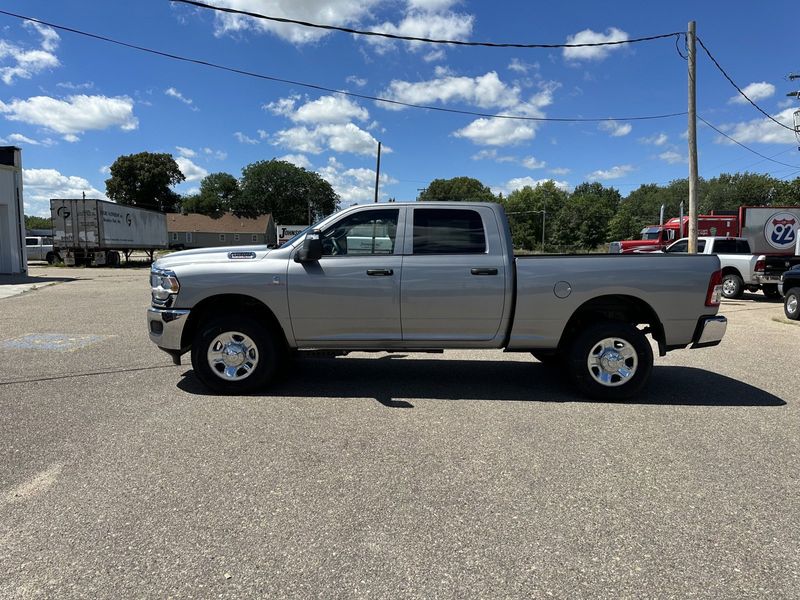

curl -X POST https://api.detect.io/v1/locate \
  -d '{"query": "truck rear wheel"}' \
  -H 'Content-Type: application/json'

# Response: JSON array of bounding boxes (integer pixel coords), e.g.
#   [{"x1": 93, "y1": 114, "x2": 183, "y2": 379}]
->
[
  {"x1": 566, "y1": 321, "x2": 653, "y2": 401},
  {"x1": 721, "y1": 273, "x2": 744, "y2": 299},
  {"x1": 191, "y1": 316, "x2": 280, "y2": 394},
  {"x1": 785, "y1": 287, "x2": 800, "y2": 320}
]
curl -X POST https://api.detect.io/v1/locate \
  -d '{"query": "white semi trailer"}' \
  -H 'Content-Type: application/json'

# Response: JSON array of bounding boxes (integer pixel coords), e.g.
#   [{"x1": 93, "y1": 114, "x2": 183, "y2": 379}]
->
[{"x1": 50, "y1": 198, "x2": 168, "y2": 266}]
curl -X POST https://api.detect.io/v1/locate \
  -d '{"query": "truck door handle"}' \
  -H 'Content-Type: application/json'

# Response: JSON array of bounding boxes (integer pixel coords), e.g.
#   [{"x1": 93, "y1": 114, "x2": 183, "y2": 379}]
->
[
  {"x1": 471, "y1": 268, "x2": 498, "y2": 276},
  {"x1": 367, "y1": 269, "x2": 394, "y2": 276}
]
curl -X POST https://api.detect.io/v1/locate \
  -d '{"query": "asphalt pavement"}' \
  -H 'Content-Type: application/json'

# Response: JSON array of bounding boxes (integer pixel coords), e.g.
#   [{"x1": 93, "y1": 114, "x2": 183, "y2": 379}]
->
[{"x1": 0, "y1": 266, "x2": 798, "y2": 599}]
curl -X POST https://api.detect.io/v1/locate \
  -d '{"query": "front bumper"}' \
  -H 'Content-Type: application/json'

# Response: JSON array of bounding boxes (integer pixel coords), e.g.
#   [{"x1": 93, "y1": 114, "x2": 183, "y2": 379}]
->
[
  {"x1": 690, "y1": 315, "x2": 727, "y2": 349},
  {"x1": 147, "y1": 307, "x2": 190, "y2": 355}
]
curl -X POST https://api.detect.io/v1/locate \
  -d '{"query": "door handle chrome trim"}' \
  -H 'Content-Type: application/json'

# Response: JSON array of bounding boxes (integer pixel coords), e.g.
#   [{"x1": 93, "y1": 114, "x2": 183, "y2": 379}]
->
[
  {"x1": 367, "y1": 269, "x2": 394, "y2": 276},
  {"x1": 470, "y1": 268, "x2": 498, "y2": 276}
]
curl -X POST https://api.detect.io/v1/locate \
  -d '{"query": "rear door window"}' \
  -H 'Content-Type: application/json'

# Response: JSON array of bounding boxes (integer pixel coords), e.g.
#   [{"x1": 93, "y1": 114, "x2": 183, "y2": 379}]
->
[{"x1": 412, "y1": 209, "x2": 486, "y2": 254}]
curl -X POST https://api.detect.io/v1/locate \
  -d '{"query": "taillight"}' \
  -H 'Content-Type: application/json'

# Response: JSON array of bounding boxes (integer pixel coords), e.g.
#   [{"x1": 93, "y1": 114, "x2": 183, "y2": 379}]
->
[
  {"x1": 754, "y1": 259, "x2": 765, "y2": 273},
  {"x1": 706, "y1": 270, "x2": 722, "y2": 306}
]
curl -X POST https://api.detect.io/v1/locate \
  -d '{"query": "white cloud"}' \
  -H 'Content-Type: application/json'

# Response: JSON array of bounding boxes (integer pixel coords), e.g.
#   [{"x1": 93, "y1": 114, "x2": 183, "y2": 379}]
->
[
  {"x1": 454, "y1": 117, "x2": 536, "y2": 146},
  {"x1": 716, "y1": 108, "x2": 797, "y2": 145},
  {"x1": 563, "y1": 27, "x2": 628, "y2": 61},
  {"x1": 549, "y1": 167, "x2": 570, "y2": 175},
  {"x1": 209, "y1": 0, "x2": 382, "y2": 44},
  {"x1": 23, "y1": 168, "x2": 106, "y2": 217},
  {"x1": 175, "y1": 157, "x2": 209, "y2": 182},
  {"x1": 407, "y1": 0, "x2": 459, "y2": 10},
  {"x1": 0, "y1": 95, "x2": 137, "y2": 140},
  {"x1": 366, "y1": 12, "x2": 473, "y2": 54},
  {"x1": 278, "y1": 154, "x2": 312, "y2": 169},
  {"x1": 234, "y1": 131, "x2": 259, "y2": 144},
  {"x1": 777, "y1": 98, "x2": 795, "y2": 109},
  {"x1": 273, "y1": 123, "x2": 384, "y2": 156},
  {"x1": 381, "y1": 71, "x2": 522, "y2": 110},
  {"x1": 729, "y1": 82, "x2": 775, "y2": 104},
  {"x1": 0, "y1": 21, "x2": 60, "y2": 84},
  {"x1": 1, "y1": 132, "x2": 55, "y2": 146},
  {"x1": 57, "y1": 81, "x2": 94, "y2": 90},
  {"x1": 318, "y1": 157, "x2": 397, "y2": 206},
  {"x1": 521, "y1": 156, "x2": 546, "y2": 169},
  {"x1": 268, "y1": 94, "x2": 369, "y2": 124},
  {"x1": 508, "y1": 58, "x2": 540, "y2": 74},
  {"x1": 422, "y1": 48, "x2": 446, "y2": 62},
  {"x1": 165, "y1": 87, "x2": 198, "y2": 110},
  {"x1": 586, "y1": 164, "x2": 634, "y2": 180},
  {"x1": 658, "y1": 151, "x2": 687, "y2": 164},
  {"x1": 640, "y1": 132, "x2": 668, "y2": 146},
  {"x1": 346, "y1": 75, "x2": 367, "y2": 87},
  {"x1": 492, "y1": 177, "x2": 569, "y2": 196},
  {"x1": 99, "y1": 165, "x2": 111, "y2": 175},
  {"x1": 203, "y1": 147, "x2": 228, "y2": 160},
  {"x1": 598, "y1": 119, "x2": 632, "y2": 137},
  {"x1": 175, "y1": 146, "x2": 196, "y2": 158}
]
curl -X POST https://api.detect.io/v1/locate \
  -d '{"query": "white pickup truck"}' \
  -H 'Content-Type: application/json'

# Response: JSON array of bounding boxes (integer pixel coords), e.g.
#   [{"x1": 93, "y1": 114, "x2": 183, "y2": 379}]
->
[
  {"x1": 25, "y1": 236, "x2": 59, "y2": 264},
  {"x1": 147, "y1": 202, "x2": 727, "y2": 400},
  {"x1": 664, "y1": 236, "x2": 768, "y2": 299}
]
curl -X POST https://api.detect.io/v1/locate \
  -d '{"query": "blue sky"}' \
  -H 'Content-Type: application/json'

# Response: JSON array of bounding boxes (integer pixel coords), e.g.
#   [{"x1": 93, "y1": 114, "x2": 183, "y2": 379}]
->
[{"x1": 2, "y1": 0, "x2": 799, "y2": 217}]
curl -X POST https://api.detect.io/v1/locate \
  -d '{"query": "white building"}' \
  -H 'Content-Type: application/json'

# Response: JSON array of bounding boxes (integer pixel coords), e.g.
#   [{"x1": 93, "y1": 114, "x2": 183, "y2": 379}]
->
[{"x1": 0, "y1": 147, "x2": 26, "y2": 275}]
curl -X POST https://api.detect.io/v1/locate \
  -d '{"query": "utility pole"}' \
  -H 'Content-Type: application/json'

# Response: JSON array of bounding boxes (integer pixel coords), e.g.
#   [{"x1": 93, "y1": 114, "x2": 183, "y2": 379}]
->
[
  {"x1": 373, "y1": 141, "x2": 382, "y2": 203},
  {"x1": 687, "y1": 20, "x2": 699, "y2": 253}
]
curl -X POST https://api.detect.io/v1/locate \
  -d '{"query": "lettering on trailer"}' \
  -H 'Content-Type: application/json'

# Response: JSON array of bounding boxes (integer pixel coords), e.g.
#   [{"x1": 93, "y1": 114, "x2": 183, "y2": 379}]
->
[{"x1": 764, "y1": 212, "x2": 798, "y2": 250}]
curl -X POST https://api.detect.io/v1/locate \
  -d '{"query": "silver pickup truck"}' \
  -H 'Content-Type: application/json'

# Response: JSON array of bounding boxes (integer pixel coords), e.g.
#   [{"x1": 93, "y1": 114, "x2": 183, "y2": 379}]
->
[{"x1": 147, "y1": 202, "x2": 727, "y2": 400}]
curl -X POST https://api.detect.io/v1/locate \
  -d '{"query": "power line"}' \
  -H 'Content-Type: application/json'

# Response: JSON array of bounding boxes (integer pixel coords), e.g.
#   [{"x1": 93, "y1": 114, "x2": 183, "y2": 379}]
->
[
  {"x1": 696, "y1": 36, "x2": 794, "y2": 131},
  {"x1": 174, "y1": 0, "x2": 682, "y2": 50},
  {"x1": 0, "y1": 9, "x2": 687, "y2": 124},
  {"x1": 698, "y1": 115, "x2": 800, "y2": 168}
]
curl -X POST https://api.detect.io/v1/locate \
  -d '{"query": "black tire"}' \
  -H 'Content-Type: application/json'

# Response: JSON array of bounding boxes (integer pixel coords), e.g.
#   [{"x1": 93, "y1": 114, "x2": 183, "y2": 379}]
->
[
  {"x1": 46, "y1": 252, "x2": 56, "y2": 265},
  {"x1": 566, "y1": 321, "x2": 653, "y2": 401},
  {"x1": 721, "y1": 273, "x2": 744, "y2": 299},
  {"x1": 191, "y1": 315, "x2": 281, "y2": 394},
  {"x1": 784, "y1": 287, "x2": 800, "y2": 320},
  {"x1": 762, "y1": 284, "x2": 781, "y2": 300},
  {"x1": 107, "y1": 251, "x2": 121, "y2": 266}
]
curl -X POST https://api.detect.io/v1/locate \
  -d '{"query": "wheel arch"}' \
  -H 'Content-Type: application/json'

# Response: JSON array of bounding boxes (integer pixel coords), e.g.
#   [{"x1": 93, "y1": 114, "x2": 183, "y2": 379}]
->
[
  {"x1": 181, "y1": 293, "x2": 288, "y2": 352},
  {"x1": 558, "y1": 294, "x2": 665, "y2": 356},
  {"x1": 720, "y1": 266, "x2": 743, "y2": 279}
]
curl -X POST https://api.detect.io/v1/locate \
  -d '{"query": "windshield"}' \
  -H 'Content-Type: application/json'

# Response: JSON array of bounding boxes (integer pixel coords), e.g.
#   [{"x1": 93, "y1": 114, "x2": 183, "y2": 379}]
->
[{"x1": 640, "y1": 227, "x2": 661, "y2": 241}]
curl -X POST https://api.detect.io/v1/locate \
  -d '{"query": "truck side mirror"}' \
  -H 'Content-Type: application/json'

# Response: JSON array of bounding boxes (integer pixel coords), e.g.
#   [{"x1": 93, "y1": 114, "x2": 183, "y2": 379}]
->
[{"x1": 294, "y1": 231, "x2": 323, "y2": 262}]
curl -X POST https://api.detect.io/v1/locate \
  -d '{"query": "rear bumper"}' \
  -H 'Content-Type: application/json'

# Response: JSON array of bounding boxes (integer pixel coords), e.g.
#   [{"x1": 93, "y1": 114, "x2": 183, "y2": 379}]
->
[
  {"x1": 147, "y1": 307, "x2": 190, "y2": 353},
  {"x1": 690, "y1": 315, "x2": 727, "y2": 349},
  {"x1": 755, "y1": 274, "x2": 782, "y2": 285}
]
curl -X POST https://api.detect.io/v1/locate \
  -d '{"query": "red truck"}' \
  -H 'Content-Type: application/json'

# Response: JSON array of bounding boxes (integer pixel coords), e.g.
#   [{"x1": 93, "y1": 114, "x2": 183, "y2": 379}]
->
[{"x1": 609, "y1": 214, "x2": 739, "y2": 253}]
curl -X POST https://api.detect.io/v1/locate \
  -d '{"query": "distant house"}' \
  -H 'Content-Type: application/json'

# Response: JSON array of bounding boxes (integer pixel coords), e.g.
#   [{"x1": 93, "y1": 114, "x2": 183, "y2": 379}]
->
[{"x1": 166, "y1": 212, "x2": 276, "y2": 249}]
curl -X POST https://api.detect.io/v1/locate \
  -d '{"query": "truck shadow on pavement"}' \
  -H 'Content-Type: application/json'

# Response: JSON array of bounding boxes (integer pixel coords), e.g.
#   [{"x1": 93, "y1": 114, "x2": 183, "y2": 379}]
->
[{"x1": 177, "y1": 357, "x2": 786, "y2": 408}]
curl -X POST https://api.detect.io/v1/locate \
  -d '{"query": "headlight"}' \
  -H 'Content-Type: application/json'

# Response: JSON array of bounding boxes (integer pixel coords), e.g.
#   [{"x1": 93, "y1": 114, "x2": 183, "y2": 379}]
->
[{"x1": 150, "y1": 268, "x2": 180, "y2": 302}]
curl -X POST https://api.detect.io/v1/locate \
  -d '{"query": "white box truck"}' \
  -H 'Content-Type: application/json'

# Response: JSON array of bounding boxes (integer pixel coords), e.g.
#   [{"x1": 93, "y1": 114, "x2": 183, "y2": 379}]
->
[{"x1": 50, "y1": 198, "x2": 168, "y2": 266}]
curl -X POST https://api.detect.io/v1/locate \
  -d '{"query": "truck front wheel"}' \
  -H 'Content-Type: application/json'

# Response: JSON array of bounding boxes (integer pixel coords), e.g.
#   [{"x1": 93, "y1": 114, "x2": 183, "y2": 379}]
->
[
  {"x1": 191, "y1": 316, "x2": 280, "y2": 394},
  {"x1": 784, "y1": 287, "x2": 800, "y2": 320},
  {"x1": 721, "y1": 273, "x2": 744, "y2": 299},
  {"x1": 566, "y1": 322, "x2": 653, "y2": 401}
]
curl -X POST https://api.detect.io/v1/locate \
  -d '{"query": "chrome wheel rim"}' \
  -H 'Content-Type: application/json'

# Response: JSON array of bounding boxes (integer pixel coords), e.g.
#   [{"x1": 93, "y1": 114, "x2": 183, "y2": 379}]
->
[
  {"x1": 722, "y1": 278, "x2": 737, "y2": 296},
  {"x1": 587, "y1": 337, "x2": 638, "y2": 387},
  {"x1": 788, "y1": 294, "x2": 799, "y2": 315},
  {"x1": 207, "y1": 331, "x2": 259, "y2": 381}
]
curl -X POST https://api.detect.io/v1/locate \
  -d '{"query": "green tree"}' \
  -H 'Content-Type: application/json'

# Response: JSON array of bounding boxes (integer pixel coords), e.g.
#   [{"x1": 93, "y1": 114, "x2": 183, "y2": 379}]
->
[
  {"x1": 701, "y1": 172, "x2": 781, "y2": 212},
  {"x1": 105, "y1": 152, "x2": 185, "y2": 212},
  {"x1": 417, "y1": 177, "x2": 496, "y2": 202},
  {"x1": 236, "y1": 159, "x2": 338, "y2": 223},
  {"x1": 551, "y1": 183, "x2": 620, "y2": 250},
  {"x1": 24, "y1": 215, "x2": 52, "y2": 230},
  {"x1": 182, "y1": 172, "x2": 240, "y2": 218},
  {"x1": 503, "y1": 181, "x2": 569, "y2": 251}
]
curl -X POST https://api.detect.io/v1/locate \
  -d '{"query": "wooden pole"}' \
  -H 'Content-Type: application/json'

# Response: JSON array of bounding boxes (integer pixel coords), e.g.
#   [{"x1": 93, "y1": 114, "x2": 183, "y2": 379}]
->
[
  {"x1": 374, "y1": 141, "x2": 381, "y2": 203},
  {"x1": 688, "y1": 20, "x2": 699, "y2": 253}
]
